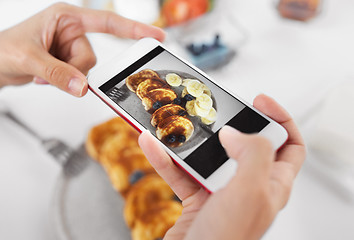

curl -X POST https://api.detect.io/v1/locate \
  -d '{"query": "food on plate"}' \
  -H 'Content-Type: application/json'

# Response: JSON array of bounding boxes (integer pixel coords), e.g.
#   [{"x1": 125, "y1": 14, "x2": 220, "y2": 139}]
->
[
  {"x1": 126, "y1": 69, "x2": 161, "y2": 92},
  {"x1": 131, "y1": 201, "x2": 183, "y2": 240},
  {"x1": 196, "y1": 93, "x2": 213, "y2": 110},
  {"x1": 85, "y1": 117, "x2": 132, "y2": 161},
  {"x1": 136, "y1": 78, "x2": 169, "y2": 100},
  {"x1": 141, "y1": 88, "x2": 178, "y2": 112},
  {"x1": 201, "y1": 84, "x2": 212, "y2": 97},
  {"x1": 186, "y1": 79, "x2": 204, "y2": 97},
  {"x1": 182, "y1": 78, "x2": 191, "y2": 87},
  {"x1": 166, "y1": 73, "x2": 182, "y2": 87},
  {"x1": 86, "y1": 117, "x2": 182, "y2": 240},
  {"x1": 87, "y1": 118, "x2": 155, "y2": 196},
  {"x1": 183, "y1": 79, "x2": 211, "y2": 97},
  {"x1": 194, "y1": 93, "x2": 214, "y2": 118},
  {"x1": 151, "y1": 104, "x2": 187, "y2": 127},
  {"x1": 156, "y1": 115, "x2": 194, "y2": 147},
  {"x1": 185, "y1": 99, "x2": 197, "y2": 116},
  {"x1": 125, "y1": 69, "x2": 217, "y2": 148},
  {"x1": 181, "y1": 87, "x2": 189, "y2": 97},
  {"x1": 124, "y1": 174, "x2": 177, "y2": 228},
  {"x1": 201, "y1": 107, "x2": 217, "y2": 125},
  {"x1": 101, "y1": 142, "x2": 155, "y2": 195}
]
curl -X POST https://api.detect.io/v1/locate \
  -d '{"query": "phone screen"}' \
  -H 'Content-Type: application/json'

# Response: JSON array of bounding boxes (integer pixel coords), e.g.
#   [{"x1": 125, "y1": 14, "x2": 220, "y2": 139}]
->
[{"x1": 99, "y1": 46, "x2": 269, "y2": 179}]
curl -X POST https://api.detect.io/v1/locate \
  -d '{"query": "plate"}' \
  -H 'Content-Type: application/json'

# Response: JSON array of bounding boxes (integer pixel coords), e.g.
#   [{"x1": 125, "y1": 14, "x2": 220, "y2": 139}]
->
[
  {"x1": 113, "y1": 70, "x2": 216, "y2": 156},
  {"x1": 53, "y1": 145, "x2": 131, "y2": 240}
]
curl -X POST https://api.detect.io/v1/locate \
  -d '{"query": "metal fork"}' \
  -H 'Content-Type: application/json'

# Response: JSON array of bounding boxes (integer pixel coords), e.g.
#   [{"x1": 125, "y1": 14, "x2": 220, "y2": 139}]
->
[
  {"x1": 3, "y1": 110, "x2": 88, "y2": 178},
  {"x1": 107, "y1": 86, "x2": 129, "y2": 103}
]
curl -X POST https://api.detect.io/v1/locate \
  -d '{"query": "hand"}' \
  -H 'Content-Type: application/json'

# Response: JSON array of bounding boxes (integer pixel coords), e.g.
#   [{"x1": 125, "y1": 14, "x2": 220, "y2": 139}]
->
[
  {"x1": 138, "y1": 94, "x2": 306, "y2": 240},
  {"x1": 0, "y1": 3, "x2": 165, "y2": 97}
]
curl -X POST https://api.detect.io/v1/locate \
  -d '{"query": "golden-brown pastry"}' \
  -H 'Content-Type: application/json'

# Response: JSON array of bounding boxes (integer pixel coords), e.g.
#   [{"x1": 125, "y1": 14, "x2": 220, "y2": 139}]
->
[
  {"x1": 86, "y1": 116, "x2": 183, "y2": 240},
  {"x1": 104, "y1": 146, "x2": 155, "y2": 196},
  {"x1": 126, "y1": 69, "x2": 161, "y2": 92},
  {"x1": 141, "y1": 88, "x2": 177, "y2": 113},
  {"x1": 124, "y1": 174, "x2": 176, "y2": 228},
  {"x1": 99, "y1": 131, "x2": 139, "y2": 168},
  {"x1": 151, "y1": 104, "x2": 187, "y2": 127},
  {"x1": 156, "y1": 115, "x2": 194, "y2": 147},
  {"x1": 136, "y1": 78, "x2": 169, "y2": 100},
  {"x1": 85, "y1": 117, "x2": 132, "y2": 161},
  {"x1": 131, "y1": 201, "x2": 183, "y2": 240},
  {"x1": 98, "y1": 130, "x2": 155, "y2": 195}
]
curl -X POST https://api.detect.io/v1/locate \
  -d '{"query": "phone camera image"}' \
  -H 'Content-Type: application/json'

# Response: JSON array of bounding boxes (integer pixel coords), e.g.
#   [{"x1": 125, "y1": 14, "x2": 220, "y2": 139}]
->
[{"x1": 99, "y1": 46, "x2": 269, "y2": 179}]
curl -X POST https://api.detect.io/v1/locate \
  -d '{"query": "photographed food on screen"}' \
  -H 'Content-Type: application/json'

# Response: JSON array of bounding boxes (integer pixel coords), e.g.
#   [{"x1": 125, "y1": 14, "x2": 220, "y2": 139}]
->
[
  {"x1": 142, "y1": 88, "x2": 177, "y2": 113},
  {"x1": 126, "y1": 69, "x2": 161, "y2": 92},
  {"x1": 156, "y1": 115, "x2": 194, "y2": 147},
  {"x1": 126, "y1": 69, "x2": 217, "y2": 147},
  {"x1": 86, "y1": 117, "x2": 182, "y2": 240}
]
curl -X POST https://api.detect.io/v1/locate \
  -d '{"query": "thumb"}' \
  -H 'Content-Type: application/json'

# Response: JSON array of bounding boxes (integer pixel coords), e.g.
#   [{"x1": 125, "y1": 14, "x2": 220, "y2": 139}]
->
[
  {"x1": 31, "y1": 52, "x2": 88, "y2": 97},
  {"x1": 219, "y1": 126, "x2": 274, "y2": 185}
]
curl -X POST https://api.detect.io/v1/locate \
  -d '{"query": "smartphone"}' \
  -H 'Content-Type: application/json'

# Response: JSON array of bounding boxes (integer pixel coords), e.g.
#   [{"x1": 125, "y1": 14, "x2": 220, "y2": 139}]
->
[{"x1": 88, "y1": 38, "x2": 288, "y2": 193}]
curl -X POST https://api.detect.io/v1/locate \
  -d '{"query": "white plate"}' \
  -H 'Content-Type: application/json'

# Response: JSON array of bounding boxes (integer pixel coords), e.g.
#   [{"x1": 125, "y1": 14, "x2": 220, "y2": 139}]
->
[{"x1": 52, "y1": 146, "x2": 131, "y2": 240}]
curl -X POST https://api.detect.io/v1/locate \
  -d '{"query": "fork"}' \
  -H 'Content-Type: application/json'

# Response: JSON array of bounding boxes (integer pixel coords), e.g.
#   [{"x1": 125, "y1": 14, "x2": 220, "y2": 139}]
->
[
  {"x1": 107, "y1": 86, "x2": 129, "y2": 103},
  {"x1": 3, "y1": 110, "x2": 88, "y2": 178}
]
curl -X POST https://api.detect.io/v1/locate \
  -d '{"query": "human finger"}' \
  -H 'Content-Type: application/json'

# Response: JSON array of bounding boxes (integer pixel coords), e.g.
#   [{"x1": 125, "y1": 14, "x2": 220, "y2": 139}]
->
[
  {"x1": 253, "y1": 94, "x2": 305, "y2": 172},
  {"x1": 138, "y1": 130, "x2": 201, "y2": 200},
  {"x1": 81, "y1": 11, "x2": 165, "y2": 41},
  {"x1": 65, "y1": 35, "x2": 96, "y2": 76},
  {"x1": 29, "y1": 50, "x2": 87, "y2": 97},
  {"x1": 253, "y1": 94, "x2": 304, "y2": 147},
  {"x1": 219, "y1": 125, "x2": 274, "y2": 185},
  {"x1": 52, "y1": 3, "x2": 166, "y2": 41},
  {"x1": 33, "y1": 76, "x2": 49, "y2": 84}
]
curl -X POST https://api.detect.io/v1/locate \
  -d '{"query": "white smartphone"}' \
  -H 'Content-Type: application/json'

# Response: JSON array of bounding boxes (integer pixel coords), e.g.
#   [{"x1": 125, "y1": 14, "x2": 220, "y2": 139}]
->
[{"x1": 88, "y1": 38, "x2": 288, "y2": 193}]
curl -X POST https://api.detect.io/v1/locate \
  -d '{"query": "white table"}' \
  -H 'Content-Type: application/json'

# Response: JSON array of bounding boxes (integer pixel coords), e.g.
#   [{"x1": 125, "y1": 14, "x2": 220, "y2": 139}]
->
[{"x1": 0, "y1": 0, "x2": 353, "y2": 239}]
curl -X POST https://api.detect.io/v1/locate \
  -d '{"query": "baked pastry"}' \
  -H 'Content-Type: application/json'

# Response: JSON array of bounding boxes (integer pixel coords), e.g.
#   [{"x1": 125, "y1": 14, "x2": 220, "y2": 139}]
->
[
  {"x1": 141, "y1": 88, "x2": 178, "y2": 113},
  {"x1": 136, "y1": 78, "x2": 169, "y2": 100},
  {"x1": 99, "y1": 131, "x2": 140, "y2": 168},
  {"x1": 131, "y1": 201, "x2": 183, "y2": 240},
  {"x1": 86, "y1": 117, "x2": 132, "y2": 161},
  {"x1": 156, "y1": 115, "x2": 194, "y2": 147},
  {"x1": 86, "y1": 117, "x2": 182, "y2": 240},
  {"x1": 126, "y1": 69, "x2": 161, "y2": 92},
  {"x1": 151, "y1": 104, "x2": 187, "y2": 127},
  {"x1": 124, "y1": 174, "x2": 176, "y2": 228},
  {"x1": 101, "y1": 140, "x2": 155, "y2": 195}
]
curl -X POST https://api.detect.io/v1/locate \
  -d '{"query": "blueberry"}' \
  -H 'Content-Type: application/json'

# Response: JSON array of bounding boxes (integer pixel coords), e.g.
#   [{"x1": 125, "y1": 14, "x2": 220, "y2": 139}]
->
[
  {"x1": 167, "y1": 135, "x2": 176, "y2": 143},
  {"x1": 129, "y1": 170, "x2": 144, "y2": 185},
  {"x1": 183, "y1": 94, "x2": 194, "y2": 101},
  {"x1": 186, "y1": 43, "x2": 200, "y2": 56},
  {"x1": 178, "y1": 135, "x2": 186, "y2": 143},
  {"x1": 173, "y1": 97, "x2": 182, "y2": 105},
  {"x1": 214, "y1": 34, "x2": 221, "y2": 47},
  {"x1": 186, "y1": 43, "x2": 195, "y2": 53},
  {"x1": 194, "y1": 46, "x2": 203, "y2": 56},
  {"x1": 153, "y1": 101, "x2": 162, "y2": 110},
  {"x1": 201, "y1": 44, "x2": 209, "y2": 53}
]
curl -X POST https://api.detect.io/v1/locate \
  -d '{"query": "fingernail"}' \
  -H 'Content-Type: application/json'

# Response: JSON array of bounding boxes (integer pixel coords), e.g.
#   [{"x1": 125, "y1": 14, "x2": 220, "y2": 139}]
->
[
  {"x1": 142, "y1": 128, "x2": 151, "y2": 134},
  {"x1": 33, "y1": 76, "x2": 49, "y2": 84},
  {"x1": 219, "y1": 126, "x2": 240, "y2": 148},
  {"x1": 68, "y1": 78, "x2": 85, "y2": 97},
  {"x1": 221, "y1": 125, "x2": 240, "y2": 135}
]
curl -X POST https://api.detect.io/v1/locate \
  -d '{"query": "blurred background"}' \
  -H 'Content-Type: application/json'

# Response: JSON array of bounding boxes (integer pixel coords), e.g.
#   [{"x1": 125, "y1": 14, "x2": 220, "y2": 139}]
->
[{"x1": 0, "y1": 0, "x2": 353, "y2": 239}]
